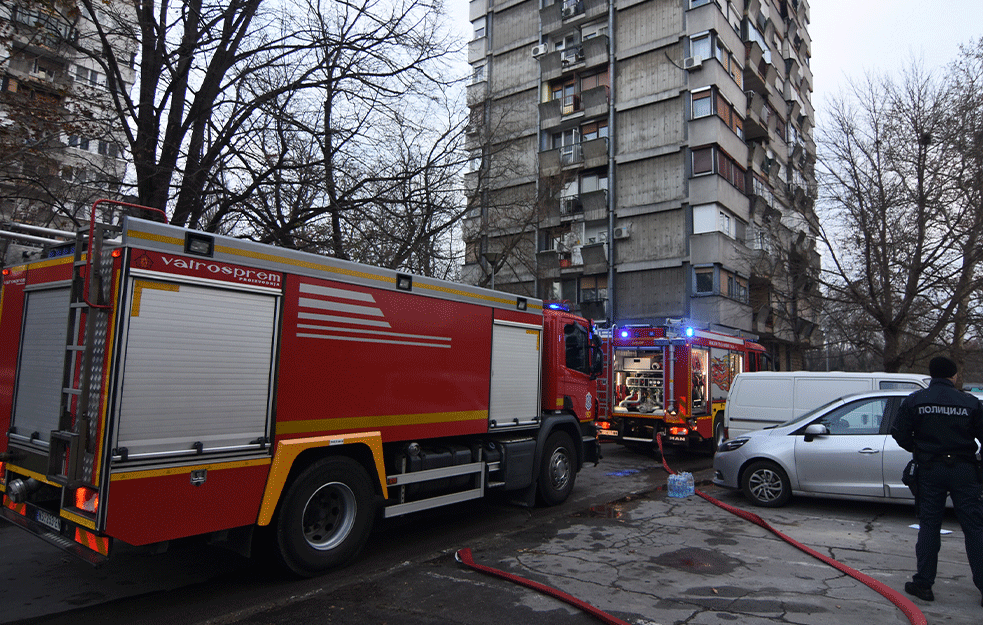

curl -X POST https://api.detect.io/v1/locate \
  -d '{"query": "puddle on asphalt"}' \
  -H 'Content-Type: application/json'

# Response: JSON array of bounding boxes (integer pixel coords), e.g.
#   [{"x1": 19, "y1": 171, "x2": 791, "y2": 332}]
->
[
  {"x1": 604, "y1": 469, "x2": 641, "y2": 477},
  {"x1": 653, "y1": 547, "x2": 740, "y2": 575},
  {"x1": 575, "y1": 493, "x2": 644, "y2": 518}
]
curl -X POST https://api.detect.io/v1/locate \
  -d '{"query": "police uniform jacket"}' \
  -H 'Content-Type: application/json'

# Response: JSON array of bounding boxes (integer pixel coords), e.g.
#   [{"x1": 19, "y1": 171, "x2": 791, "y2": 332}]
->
[{"x1": 891, "y1": 378, "x2": 983, "y2": 464}]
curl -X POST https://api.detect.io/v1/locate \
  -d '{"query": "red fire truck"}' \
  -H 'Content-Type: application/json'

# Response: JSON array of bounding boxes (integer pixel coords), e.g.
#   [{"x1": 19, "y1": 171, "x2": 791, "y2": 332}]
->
[
  {"x1": 594, "y1": 320, "x2": 768, "y2": 452},
  {"x1": 0, "y1": 201, "x2": 602, "y2": 576}
]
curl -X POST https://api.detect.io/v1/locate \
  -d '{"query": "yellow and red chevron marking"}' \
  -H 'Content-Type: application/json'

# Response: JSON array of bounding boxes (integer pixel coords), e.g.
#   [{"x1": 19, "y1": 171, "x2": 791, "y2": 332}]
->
[
  {"x1": 2, "y1": 495, "x2": 26, "y2": 516},
  {"x1": 74, "y1": 527, "x2": 110, "y2": 556}
]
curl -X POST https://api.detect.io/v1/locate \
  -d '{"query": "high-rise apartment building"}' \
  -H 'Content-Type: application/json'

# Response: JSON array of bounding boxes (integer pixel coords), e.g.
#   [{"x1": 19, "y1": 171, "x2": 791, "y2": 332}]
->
[
  {"x1": 1, "y1": 1, "x2": 136, "y2": 264},
  {"x1": 462, "y1": 0, "x2": 820, "y2": 367}
]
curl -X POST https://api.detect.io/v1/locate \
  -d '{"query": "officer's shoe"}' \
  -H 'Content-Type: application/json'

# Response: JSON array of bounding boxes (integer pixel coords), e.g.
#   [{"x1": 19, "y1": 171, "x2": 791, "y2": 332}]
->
[{"x1": 904, "y1": 582, "x2": 934, "y2": 602}]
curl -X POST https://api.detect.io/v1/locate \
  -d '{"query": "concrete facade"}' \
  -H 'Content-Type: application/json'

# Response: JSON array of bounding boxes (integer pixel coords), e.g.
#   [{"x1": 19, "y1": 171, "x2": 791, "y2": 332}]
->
[
  {"x1": 0, "y1": 1, "x2": 136, "y2": 265},
  {"x1": 463, "y1": 0, "x2": 820, "y2": 366}
]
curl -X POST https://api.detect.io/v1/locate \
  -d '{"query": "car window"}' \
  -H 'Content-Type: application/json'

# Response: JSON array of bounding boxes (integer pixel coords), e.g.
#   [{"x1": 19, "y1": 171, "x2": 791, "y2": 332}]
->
[
  {"x1": 879, "y1": 396, "x2": 904, "y2": 434},
  {"x1": 812, "y1": 398, "x2": 887, "y2": 435},
  {"x1": 776, "y1": 398, "x2": 842, "y2": 428},
  {"x1": 879, "y1": 381, "x2": 921, "y2": 390}
]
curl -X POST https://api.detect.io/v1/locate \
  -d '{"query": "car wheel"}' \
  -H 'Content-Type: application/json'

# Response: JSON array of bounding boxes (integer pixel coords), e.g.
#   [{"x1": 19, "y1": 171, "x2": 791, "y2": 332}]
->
[
  {"x1": 538, "y1": 430, "x2": 577, "y2": 506},
  {"x1": 275, "y1": 456, "x2": 375, "y2": 576},
  {"x1": 741, "y1": 460, "x2": 791, "y2": 508}
]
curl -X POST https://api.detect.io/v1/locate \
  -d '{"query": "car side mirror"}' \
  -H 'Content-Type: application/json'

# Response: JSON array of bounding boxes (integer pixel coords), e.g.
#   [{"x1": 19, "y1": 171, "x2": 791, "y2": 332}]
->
[{"x1": 803, "y1": 423, "x2": 828, "y2": 442}]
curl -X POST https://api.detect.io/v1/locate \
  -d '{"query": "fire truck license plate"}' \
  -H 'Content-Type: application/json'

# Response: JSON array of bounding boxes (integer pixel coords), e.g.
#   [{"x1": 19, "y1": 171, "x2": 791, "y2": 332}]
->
[
  {"x1": 599, "y1": 429, "x2": 617, "y2": 436},
  {"x1": 35, "y1": 509, "x2": 62, "y2": 532}
]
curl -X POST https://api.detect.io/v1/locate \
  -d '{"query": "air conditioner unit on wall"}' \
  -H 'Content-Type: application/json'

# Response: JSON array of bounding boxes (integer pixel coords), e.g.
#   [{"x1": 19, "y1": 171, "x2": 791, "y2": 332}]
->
[
  {"x1": 561, "y1": 6, "x2": 577, "y2": 18},
  {"x1": 531, "y1": 44, "x2": 547, "y2": 57},
  {"x1": 613, "y1": 226, "x2": 630, "y2": 240},
  {"x1": 683, "y1": 56, "x2": 703, "y2": 70}
]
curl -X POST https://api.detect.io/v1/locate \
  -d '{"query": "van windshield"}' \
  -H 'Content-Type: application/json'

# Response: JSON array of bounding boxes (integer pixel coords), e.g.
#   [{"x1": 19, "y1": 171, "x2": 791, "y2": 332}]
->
[{"x1": 772, "y1": 398, "x2": 843, "y2": 429}]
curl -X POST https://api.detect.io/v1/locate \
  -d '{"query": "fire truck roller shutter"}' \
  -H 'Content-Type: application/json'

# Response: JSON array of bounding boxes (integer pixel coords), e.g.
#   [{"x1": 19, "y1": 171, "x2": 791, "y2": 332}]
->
[
  {"x1": 114, "y1": 279, "x2": 277, "y2": 458},
  {"x1": 11, "y1": 286, "x2": 70, "y2": 443},
  {"x1": 489, "y1": 321, "x2": 541, "y2": 427}
]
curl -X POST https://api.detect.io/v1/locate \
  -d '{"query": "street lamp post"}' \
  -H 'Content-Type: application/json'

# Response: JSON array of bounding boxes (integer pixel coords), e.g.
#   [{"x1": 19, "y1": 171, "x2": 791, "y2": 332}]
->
[{"x1": 483, "y1": 251, "x2": 500, "y2": 290}]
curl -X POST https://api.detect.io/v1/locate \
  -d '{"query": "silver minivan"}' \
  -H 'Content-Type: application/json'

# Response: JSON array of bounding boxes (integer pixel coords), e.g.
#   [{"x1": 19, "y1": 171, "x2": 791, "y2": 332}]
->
[{"x1": 724, "y1": 371, "x2": 929, "y2": 440}]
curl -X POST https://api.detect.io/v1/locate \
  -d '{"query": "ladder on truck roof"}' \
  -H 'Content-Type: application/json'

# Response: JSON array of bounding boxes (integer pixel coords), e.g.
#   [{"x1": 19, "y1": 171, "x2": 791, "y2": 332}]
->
[{"x1": 48, "y1": 201, "x2": 166, "y2": 485}]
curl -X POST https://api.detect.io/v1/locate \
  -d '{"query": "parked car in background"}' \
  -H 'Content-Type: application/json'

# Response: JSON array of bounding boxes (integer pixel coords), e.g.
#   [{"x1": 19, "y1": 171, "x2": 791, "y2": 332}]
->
[
  {"x1": 713, "y1": 390, "x2": 920, "y2": 508},
  {"x1": 724, "y1": 371, "x2": 929, "y2": 440}
]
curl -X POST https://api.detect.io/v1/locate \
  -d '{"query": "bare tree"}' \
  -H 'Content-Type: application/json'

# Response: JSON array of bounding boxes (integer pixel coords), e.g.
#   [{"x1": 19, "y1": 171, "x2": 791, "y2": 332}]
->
[{"x1": 815, "y1": 45, "x2": 983, "y2": 372}]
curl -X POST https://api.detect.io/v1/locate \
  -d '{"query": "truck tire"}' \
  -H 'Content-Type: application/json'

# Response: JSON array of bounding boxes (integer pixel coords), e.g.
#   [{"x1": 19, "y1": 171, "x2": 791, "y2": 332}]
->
[
  {"x1": 274, "y1": 456, "x2": 375, "y2": 576},
  {"x1": 538, "y1": 430, "x2": 576, "y2": 506}
]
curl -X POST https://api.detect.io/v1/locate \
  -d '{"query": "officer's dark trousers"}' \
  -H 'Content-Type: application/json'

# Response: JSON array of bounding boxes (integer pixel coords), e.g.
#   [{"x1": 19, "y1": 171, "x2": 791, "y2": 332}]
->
[{"x1": 913, "y1": 461, "x2": 983, "y2": 593}]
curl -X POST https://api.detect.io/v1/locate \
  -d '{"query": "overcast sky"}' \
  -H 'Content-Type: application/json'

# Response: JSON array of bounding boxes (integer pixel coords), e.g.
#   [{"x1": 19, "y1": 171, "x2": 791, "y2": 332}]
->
[
  {"x1": 810, "y1": 0, "x2": 980, "y2": 120},
  {"x1": 449, "y1": 0, "x2": 981, "y2": 122}
]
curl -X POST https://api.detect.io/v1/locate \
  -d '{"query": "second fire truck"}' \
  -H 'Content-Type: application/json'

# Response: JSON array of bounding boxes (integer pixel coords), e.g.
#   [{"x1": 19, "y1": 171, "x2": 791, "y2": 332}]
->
[{"x1": 594, "y1": 320, "x2": 769, "y2": 452}]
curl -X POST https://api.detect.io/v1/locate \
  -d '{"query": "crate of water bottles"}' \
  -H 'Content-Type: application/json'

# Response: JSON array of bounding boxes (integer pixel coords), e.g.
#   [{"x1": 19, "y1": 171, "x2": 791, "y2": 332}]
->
[{"x1": 667, "y1": 471, "x2": 695, "y2": 498}]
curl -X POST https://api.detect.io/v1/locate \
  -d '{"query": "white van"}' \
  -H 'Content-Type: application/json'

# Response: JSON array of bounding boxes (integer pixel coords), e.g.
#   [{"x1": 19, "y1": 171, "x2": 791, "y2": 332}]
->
[{"x1": 724, "y1": 371, "x2": 930, "y2": 439}]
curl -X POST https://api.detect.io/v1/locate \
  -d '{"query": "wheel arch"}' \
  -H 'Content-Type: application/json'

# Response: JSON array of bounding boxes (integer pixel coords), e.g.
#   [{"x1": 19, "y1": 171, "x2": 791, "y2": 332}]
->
[
  {"x1": 257, "y1": 433, "x2": 387, "y2": 527},
  {"x1": 535, "y1": 413, "x2": 585, "y2": 474}
]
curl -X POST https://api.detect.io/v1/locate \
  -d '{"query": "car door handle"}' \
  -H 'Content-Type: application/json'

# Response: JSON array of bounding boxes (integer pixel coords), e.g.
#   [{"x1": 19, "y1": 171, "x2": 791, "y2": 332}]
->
[{"x1": 858, "y1": 448, "x2": 880, "y2": 454}]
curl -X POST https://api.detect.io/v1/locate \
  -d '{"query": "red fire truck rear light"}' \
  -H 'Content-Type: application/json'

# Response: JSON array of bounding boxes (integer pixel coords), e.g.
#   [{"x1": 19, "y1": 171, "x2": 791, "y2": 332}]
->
[
  {"x1": 111, "y1": 249, "x2": 123, "y2": 258},
  {"x1": 75, "y1": 487, "x2": 99, "y2": 513},
  {"x1": 669, "y1": 427, "x2": 689, "y2": 436},
  {"x1": 1, "y1": 269, "x2": 9, "y2": 276}
]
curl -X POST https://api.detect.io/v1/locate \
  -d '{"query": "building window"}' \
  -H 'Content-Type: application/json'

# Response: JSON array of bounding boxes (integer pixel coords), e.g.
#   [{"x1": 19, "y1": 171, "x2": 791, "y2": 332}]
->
[
  {"x1": 580, "y1": 276, "x2": 607, "y2": 302},
  {"x1": 695, "y1": 267, "x2": 714, "y2": 294},
  {"x1": 692, "y1": 89, "x2": 712, "y2": 118},
  {"x1": 581, "y1": 120, "x2": 608, "y2": 141},
  {"x1": 719, "y1": 211, "x2": 731, "y2": 237},
  {"x1": 472, "y1": 17, "x2": 486, "y2": 39},
  {"x1": 471, "y1": 63, "x2": 486, "y2": 84},
  {"x1": 581, "y1": 172, "x2": 608, "y2": 193},
  {"x1": 693, "y1": 147, "x2": 713, "y2": 175},
  {"x1": 580, "y1": 69, "x2": 608, "y2": 91},
  {"x1": 692, "y1": 146, "x2": 746, "y2": 192},
  {"x1": 690, "y1": 33, "x2": 712, "y2": 60},
  {"x1": 552, "y1": 128, "x2": 579, "y2": 149}
]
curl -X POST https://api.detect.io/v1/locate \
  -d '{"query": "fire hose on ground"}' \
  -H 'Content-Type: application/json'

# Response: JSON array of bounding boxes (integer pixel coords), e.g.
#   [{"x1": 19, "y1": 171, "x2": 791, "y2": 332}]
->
[{"x1": 455, "y1": 434, "x2": 927, "y2": 625}]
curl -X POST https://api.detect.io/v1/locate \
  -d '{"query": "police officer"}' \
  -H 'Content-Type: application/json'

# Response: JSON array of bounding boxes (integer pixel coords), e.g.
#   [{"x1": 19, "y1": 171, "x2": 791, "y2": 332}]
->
[{"x1": 891, "y1": 356, "x2": 983, "y2": 606}]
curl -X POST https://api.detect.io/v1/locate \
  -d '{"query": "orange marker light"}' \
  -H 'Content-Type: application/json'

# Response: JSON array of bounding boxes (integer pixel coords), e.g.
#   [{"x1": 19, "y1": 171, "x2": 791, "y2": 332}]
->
[{"x1": 75, "y1": 487, "x2": 99, "y2": 513}]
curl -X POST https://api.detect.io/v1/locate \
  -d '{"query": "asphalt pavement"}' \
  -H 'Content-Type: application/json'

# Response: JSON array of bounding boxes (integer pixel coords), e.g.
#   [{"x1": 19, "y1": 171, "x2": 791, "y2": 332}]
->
[
  {"x1": 4, "y1": 447, "x2": 983, "y2": 625},
  {"x1": 223, "y1": 468, "x2": 982, "y2": 625}
]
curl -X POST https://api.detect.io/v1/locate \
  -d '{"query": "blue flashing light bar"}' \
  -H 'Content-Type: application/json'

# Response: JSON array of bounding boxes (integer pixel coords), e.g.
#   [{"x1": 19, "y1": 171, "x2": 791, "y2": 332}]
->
[
  {"x1": 685, "y1": 327, "x2": 694, "y2": 337},
  {"x1": 620, "y1": 330, "x2": 630, "y2": 338}
]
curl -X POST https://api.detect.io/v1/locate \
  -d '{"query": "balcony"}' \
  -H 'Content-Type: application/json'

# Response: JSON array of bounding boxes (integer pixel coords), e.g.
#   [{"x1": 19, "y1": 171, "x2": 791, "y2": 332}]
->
[
  {"x1": 581, "y1": 84, "x2": 609, "y2": 117},
  {"x1": 582, "y1": 137, "x2": 608, "y2": 169},
  {"x1": 539, "y1": 143, "x2": 583, "y2": 176},
  {"x1": 744, "y1": 91, "x2": 770, "y2": 141},
  {"x1": 540, "y1": 36, "x2": 607, "y2": 82}
]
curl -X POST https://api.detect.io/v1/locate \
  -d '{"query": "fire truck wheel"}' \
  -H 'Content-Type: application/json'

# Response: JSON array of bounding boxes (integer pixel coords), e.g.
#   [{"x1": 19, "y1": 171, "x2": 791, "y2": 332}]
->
[
  {"x1": 275, "y1": 456, "x2": 375, "y2": 576},
  {"x1": 538, "y1": 430, "x2": 576, "y2": 506},
  {"x1": 741, "y1": 460, "x2": 791, "y2": 508}
]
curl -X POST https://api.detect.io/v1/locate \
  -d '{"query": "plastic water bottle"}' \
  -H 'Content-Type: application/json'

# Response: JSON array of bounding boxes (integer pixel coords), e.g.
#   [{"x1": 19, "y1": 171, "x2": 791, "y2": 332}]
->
[
  {"x1": 682, "y1": 471, "x2": 695, "y2": 496},
  {"x1": 668, "y1": 472, "x2": 694, "y2": 498}
]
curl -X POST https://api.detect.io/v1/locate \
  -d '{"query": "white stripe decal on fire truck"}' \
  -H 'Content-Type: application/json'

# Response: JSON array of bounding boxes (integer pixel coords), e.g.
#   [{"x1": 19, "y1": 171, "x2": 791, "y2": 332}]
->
[
  {"x1": 296, "y1": 281, "x2": 452, "y2": 348},
  {"x1": 299, "y1": 282, "x2": 376, "y2": 302},
  {"x1": 297, "y1": 311, "x2": 391, "y2": 327}
]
